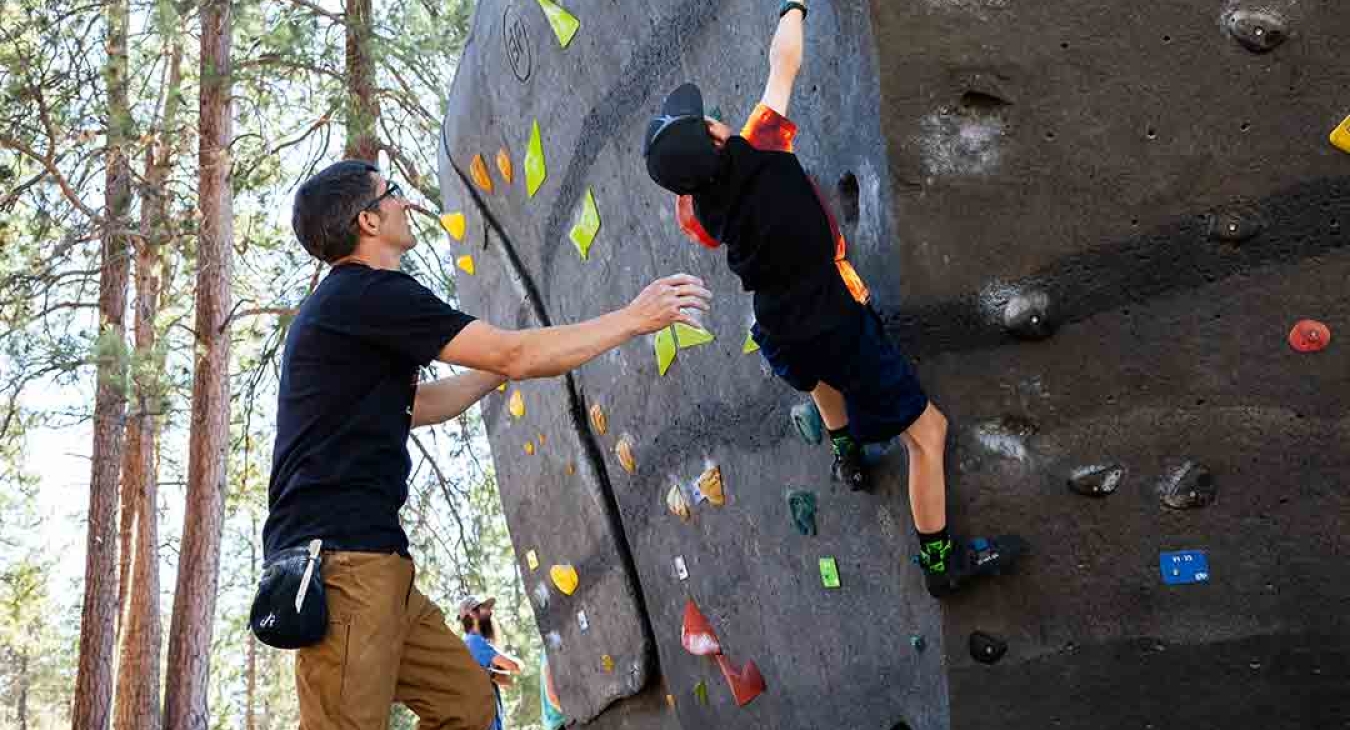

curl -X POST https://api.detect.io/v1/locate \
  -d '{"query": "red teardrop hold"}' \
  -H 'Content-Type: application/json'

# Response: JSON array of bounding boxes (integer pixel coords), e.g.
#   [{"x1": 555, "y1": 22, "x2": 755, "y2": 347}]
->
[
  {"x1": 1289, "y1": 319, "x2": 1331, "y2": 353},
  {"x1": 681, "y1": 599, "x2": 721, "y2": 656},
  {"x1": 715, "y1": 653, "x2": 766, "y2": 707}
]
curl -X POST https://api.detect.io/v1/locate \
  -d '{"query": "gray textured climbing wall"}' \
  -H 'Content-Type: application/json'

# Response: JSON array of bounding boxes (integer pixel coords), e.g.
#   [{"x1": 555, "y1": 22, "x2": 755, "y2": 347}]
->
[{"x1": 438, "y1": 1, "x2": 1350, "y2": 728}]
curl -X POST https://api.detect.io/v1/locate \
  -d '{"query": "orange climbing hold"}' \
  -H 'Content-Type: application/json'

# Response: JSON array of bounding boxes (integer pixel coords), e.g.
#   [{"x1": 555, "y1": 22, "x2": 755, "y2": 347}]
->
[
  {"x1": 470, "y1": 153, "x2": 494, "y2": 192},
  {"x1": 1289, "y1": 319, "x2": 1331, "y2": 353},
  {"x1": 589, "y1": 403, "x2": 608, "y2": 435},
  {"x1": 496, "y1": 147, "x2": 514, "y2": 183},
  {"x1": 615, "y1": 433, "x2": 637, "y2": 474}
]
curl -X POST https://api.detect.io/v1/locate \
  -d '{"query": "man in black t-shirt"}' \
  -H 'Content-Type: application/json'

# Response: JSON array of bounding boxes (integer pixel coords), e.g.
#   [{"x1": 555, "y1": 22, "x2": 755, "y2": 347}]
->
[
  {"x1": 267, "y1": 160, "x2": 710, "y2": 729},
  {"x1": 642, "y1": 1, "x2": 1019, "y2": 600}
]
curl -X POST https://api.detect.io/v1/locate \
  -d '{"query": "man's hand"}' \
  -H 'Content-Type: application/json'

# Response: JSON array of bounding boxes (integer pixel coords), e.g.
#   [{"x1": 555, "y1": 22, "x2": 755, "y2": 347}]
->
[{"x1": 622, "y1": 274, "x2": 713, "y2": 335}]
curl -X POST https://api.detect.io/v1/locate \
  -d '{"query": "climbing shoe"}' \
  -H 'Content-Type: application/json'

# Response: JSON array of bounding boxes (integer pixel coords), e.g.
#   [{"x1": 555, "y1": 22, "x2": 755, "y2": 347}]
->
[
  {"x1": 918, "y1": 534, "x2": 1027, "y2": 599},
  {"x1": 831, "y1": 441, "x2": 869, "y2": 491}
]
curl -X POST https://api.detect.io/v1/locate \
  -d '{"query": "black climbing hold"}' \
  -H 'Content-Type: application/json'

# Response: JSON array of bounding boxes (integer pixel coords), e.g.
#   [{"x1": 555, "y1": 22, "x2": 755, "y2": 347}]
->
[
  {"x1": 970, "y1": 631, "x2": 1007, "y2": 664},
  {"x1": 1226, "y1": 10, "x2": 1288, "y2": 54},
  {"x1": 1067, "y1": 464, "x2": 1124, "y2": 497},
  {"x1": 1160, "y1": 461, "x2": 1217, "y2": 510},
  {"x1": 1002, "y1": 290, "x2": 1056, "y2": 340},
  {"x1": 1208, "y1": 207, "x2": 1264, "y2": 243}
]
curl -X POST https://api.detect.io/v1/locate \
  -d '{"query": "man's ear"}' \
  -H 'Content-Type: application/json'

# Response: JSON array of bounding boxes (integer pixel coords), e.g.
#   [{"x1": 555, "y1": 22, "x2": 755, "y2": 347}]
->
[{"x1": 355, "y1": 209, "x2": 379, "y2": 237}]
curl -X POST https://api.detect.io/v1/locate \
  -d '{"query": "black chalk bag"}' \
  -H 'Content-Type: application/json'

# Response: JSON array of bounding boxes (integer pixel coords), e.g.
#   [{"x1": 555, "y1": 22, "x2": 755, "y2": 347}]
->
[{"x1": 249, "y1": 539, "x2": 327, "y2": 649}]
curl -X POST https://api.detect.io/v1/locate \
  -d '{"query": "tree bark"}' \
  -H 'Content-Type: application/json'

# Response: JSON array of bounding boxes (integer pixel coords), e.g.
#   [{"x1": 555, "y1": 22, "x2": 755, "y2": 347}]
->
[
  {"x1": 72, "y1": 0, "x2": 133, "y2": 726},
  {"x1": 163, "y1": 1, "x2": 232, "y2": 727},
  {"x1": 113, "y1": 27, "x2": 183, "y2": 730},
  {"x1": 344, "y1": 0, "x2": 381, "y2": 161}
]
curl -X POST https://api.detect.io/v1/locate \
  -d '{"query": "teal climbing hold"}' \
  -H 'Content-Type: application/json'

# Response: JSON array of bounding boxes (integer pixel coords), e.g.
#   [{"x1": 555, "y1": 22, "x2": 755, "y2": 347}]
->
[
  {"x1": 791, "y1": 401, "x2": 823, "y2": 445},
  {"x1": 787, "y1": 490, "x2": 816, "y2": 536}
]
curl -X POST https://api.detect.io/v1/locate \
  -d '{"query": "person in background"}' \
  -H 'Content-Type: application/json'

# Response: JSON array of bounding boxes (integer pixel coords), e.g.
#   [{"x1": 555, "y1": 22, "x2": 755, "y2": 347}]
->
[
  {"x1": 460, "y1": 595, "x2": 521, "y2": 730},
  {"x1": 540, "y1": 655, "x2": 566, "y2": 730}
]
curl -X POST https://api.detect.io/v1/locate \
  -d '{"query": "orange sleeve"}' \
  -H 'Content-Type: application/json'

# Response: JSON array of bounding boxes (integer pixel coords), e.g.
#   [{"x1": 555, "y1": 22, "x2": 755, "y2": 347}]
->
[
  {"x1": 676, "y1": 194, "x2": 721, "y2": 249},
  {"x1": 740, "y1": 103, "x2": 797, "y2": 153}
]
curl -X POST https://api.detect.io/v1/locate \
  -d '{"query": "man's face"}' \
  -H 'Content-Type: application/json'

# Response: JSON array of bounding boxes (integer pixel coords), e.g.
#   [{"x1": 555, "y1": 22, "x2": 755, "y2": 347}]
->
[
  {"x1": 705, "y1": 118, "x2": 733, "y2": 150},
  {"x1": 360, "y1": 174, "x2": 415, "y2": 252},
  {"x1": 472, "y1": 606, "x2": 496, "y2": 640}
]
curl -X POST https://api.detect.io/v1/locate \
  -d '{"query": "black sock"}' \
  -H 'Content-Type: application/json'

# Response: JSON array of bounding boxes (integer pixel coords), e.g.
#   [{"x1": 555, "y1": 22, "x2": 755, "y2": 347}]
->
[
  {"x1": 828, "y1": 426, "x2": 856, "y2": 455},
  {"x1": 917, "y1": 527, "x2": 952, "y2": 571}
]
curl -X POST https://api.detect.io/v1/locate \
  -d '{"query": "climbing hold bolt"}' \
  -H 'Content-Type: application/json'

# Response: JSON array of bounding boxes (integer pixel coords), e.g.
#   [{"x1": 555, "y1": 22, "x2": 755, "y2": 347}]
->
[
  {"x1": 1208, "y1": 206, "x2": 1264, "y2": 243},
  {"x1": 969, "y1": 631, "x2": 1007, "y2": 664},
  {"x1": 1288, "y1": 319, "x2": 1331, "y2": 353},
  {"x1": 1225, "y1": 10, "x2": 1288, "y2": 54},
  {"x1": 1067, "y1": 464, "x2": 1124, "y2": 497},
  {"x1": 1002, "y1": 289, "x2": 1056, "y2": 340},
  {"x1": 1159, "y1": 461, "x2": 1216, "y2": 510}
]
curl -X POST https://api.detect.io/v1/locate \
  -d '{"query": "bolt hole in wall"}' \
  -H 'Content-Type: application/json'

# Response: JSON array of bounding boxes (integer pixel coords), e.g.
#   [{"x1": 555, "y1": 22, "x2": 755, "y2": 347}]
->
[
  {"x1": 837, "y1": 172, "x2": 860, "y2": 226},
  {"x1": 1146, "y1": 126, "x2": 1158, "y2": 139}
]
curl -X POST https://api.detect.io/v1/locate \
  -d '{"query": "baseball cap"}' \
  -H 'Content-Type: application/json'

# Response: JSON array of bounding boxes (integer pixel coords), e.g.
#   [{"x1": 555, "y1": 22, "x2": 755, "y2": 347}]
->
[
  {"x1": 458, "y1": 594, "x2": 496, "y2": 619},
  {"x1": 643, "y1": 83, "x2": 721, "y2": 195}
]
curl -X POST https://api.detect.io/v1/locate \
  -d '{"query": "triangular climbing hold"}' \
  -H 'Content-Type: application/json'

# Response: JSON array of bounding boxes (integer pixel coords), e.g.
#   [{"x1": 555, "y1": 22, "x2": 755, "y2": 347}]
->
[
  {"x1": 674, "y1": 322, "x2": 714, "y2": 349},
  {"x1": 470, "y1": 153, "x2": 493, "y2": 193},
  {"x1": 681, "y1": 599, "x2": 721, "y2": 656},
  {"x1": 742, "y1": 329, "x2": 760, "y2": 354},
  {"x1": 496, "y1": 147, "x2": 514, "y2": 183},
  {"x1": 715, "y1": 654, "x2": 766, "y2": 707},
  {"x1": 523, "y1": 440, "x2": 535, "y2": 455},
  {"x1": 456, "y1": 255, "x2": 476, "y2": 275},
  {"x1": 525, "y1": 120, "x2": 547, "y2": 198},
  {"x1": 666, "y1": 484, "x2": 691, "y2": 521},
  {"x1": 698, "y1": 465, "x2": 724, "y2": 506},
  {"x1": 1289, "y1": 319, "x2": 1331, "y2": 353},
  {"x1": 508, "y1": 390, "x2": 525, "y2": 418},
  {"x1": 536, "y1": 0, "x2": 579, "y2": 48},
  {"x1": 439, "y1": 212, "x2": 466, "y2": 241},
  {"x1": 1332, "y1": 116, "x2": 1350, "y2": 154},
  {"x1": 655, "y1": 327, "x2": 677, "y2": 376},
  {"x1": 550, "y1": 564, "x2": 579, "y2": 595},
  {"x1": 569, "y1": 188, "x2": 601, "y2": 260}
]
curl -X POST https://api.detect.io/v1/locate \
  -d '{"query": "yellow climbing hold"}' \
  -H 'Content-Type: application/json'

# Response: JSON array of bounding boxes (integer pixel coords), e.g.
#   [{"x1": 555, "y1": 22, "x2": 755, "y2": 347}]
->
[
  {"x1": 615, "y1": 434, "x2": 637, "y2": 474},
  {"x1": 564, "y1": 461, "x2": 576, "y2": 475},
  {"x1": 589, "y1": 403, "x2": 608, "y2": 435},
  {"x1": 743, "y1": 329, "x2": 760, "y2": 354},
  {"x1": 569, "y1": 188, "x2": 601, "y2": 260},
  {"x1": 470, "y1": 153, "x2": 493, "y2": 192},
  {"x1": 526, "y1": 549, "x2": 539, "y2": 571},
  {"x1": 497, "y1": 382, "x2": 507, "y2": 392},
  {"x1": 655, "y1": 327, "x2": 677, "y2": 376},
  {"x1": 666, "y1": 694, "x2": 676, "y2": 709},
  {"x1": 439, "y1": 212, "x2": 466, "y2": 241},
  {"x1": 698, "y1": 465, "x2": 725, "y2": 507},
  {"x1": 496, "y1": 147, "x2": 514, "y2": 183},
  {"x1": 456, "y1": 255, "x2": 476, "y2": 275},
  {"x1": 550, "y1": 564, "x2": 579, "y2": 595},
  {"x1": 666, "y1": 484, "x2": 691, "y2": 521},
  {"x1": 508, "y1": 390, "x2": 525, "y2": 418},
  {"x1": 1332, "y1": 115, "x2": 1350, "y2": 154},
  {"x1": 674, "y1": 322, "x2": 714, "y2": 349},
  {"x1": 524, "y1": 440, "x2": 535, "y2": 455},
  {"x1": 601, "y1": 655, "x2": 615, "y2": 673},
  {"x1": 536, "y1": 0, "x2": 579, "y2": 48},
  {"x1": 525, "y1": 121, "x2": 547, "y2": 198}
]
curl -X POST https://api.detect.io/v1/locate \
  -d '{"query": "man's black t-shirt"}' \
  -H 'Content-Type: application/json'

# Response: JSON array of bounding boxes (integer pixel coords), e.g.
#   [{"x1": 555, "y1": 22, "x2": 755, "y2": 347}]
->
[
  {"x1": 694, "y1": 136, "x2": 862, "y2": 345},
  {"x1": 262, "y1": 263, "x2": 475, "y2": 558}
]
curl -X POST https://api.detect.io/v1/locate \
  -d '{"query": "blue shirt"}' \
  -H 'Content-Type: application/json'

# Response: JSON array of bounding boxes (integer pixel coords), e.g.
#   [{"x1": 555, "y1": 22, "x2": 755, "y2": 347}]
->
[{"x1": 464, "y1": 633, "x2": 504, "y2": 730}]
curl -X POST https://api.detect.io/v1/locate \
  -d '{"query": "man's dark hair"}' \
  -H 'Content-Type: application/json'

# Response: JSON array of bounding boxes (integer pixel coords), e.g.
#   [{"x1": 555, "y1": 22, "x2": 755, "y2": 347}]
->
[{"x1": 292, "y1": 160, "x2": 380, "y2": 262}]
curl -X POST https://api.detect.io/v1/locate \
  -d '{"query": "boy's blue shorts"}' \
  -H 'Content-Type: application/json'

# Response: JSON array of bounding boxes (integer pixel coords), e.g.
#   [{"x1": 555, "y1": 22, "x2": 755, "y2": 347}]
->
[{"x1": 752, "y1": 306, "x2": 929, "y2": 444}]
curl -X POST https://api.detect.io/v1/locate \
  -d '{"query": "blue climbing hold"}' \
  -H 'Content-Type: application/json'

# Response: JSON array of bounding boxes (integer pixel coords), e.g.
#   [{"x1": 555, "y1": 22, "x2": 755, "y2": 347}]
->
[{"x1": 1159, "y1": 550, "x2": 1210, "y2": 585}]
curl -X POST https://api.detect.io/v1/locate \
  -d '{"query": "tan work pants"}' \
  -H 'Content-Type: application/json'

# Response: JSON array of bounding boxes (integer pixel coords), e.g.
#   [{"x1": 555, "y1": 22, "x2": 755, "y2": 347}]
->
[{"x1": 296, "y1": 552, "x2": 497, "y2": 730}]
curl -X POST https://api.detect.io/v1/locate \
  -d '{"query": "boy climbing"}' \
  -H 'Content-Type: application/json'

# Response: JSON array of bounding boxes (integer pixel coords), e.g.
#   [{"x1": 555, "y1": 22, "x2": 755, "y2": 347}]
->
[{"x1": 640, "y1": 0, "x2": 1021, "y2": 597}]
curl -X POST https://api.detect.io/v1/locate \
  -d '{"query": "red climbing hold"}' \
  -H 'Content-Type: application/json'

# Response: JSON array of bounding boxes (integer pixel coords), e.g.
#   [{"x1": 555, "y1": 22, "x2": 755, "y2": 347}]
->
[
  {"x1": 1288, "y1": 319, "x2": 1331, "y2": 353},
  {"x1": 715, "y1": 654, "x2": 766, "y2": 706},
  {"x1": 681, "y1": 599, "x2": 721, "y2": 656}
]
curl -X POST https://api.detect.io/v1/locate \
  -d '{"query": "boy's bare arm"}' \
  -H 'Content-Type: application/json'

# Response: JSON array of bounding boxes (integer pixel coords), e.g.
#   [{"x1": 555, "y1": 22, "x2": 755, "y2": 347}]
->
[{"x1": 761, "y1": 2, "x2": 806, "y2": 116}]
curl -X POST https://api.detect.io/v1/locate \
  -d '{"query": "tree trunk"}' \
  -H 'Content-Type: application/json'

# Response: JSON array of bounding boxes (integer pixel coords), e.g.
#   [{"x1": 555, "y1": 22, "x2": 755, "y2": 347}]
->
[
  {"x1": 162, "y1": 1, "x2": 232, "y2": 727},
  {"x1": 344, "y1": 0, "x2": 381, "y2": 161},
  {"x1": 113, "y1": 28, "x2": 183, "y2": 730},
  {"x1": 72, "y1": 0, "x2": 133, "y2": 726},
  {"x1": 245, "y1": 520, "x2": 258, "y2": 730}
]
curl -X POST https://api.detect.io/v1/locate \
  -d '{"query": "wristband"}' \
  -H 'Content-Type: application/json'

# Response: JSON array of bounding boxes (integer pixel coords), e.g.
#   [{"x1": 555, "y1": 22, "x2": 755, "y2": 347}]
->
[{"x1": 778, "y1": 1, "x2": 807, "y2": 20}]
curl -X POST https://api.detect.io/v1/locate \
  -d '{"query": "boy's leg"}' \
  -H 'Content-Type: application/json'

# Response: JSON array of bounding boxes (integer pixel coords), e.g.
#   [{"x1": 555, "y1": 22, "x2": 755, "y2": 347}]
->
[
  {"x1": 809, "y1": 382, "x2": 848, "y2": 430},
  {"x1": 901, "y1": 402, "x2": 948, "y2": 535},
  {"x1": 296, "y1": 552, "x2": 409, "y2": 730},
  {"x1": 814, "y1": 382, "x2": 868, "y2": 490},
  {"x1": 393, "y1": 584, "x2": 498, "y2": 730}
]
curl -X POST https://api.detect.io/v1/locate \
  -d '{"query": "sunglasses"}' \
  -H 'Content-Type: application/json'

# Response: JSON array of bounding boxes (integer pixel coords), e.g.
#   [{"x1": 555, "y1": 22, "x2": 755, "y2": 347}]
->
[{"x1": 351, "y1": 180, "x2": 405, "y2": 226}]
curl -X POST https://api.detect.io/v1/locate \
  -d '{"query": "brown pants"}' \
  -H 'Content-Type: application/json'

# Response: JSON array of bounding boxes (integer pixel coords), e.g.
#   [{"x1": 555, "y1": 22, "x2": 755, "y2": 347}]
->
[{"x1": 296, "y1": 552, "x2": 497, "y2": 730}]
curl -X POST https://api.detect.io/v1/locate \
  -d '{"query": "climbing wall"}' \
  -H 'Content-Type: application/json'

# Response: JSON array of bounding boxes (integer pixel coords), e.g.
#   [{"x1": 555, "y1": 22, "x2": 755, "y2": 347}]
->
[{"x1": 437, "y1": 0, "x2": 1350, "y2": 728}]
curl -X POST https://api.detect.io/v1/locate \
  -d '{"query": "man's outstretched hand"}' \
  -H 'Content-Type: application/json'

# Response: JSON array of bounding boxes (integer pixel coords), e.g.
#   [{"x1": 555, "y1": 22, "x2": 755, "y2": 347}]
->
[{"x1": 624, "y1": 274, "x2": 713, "y2": 335}]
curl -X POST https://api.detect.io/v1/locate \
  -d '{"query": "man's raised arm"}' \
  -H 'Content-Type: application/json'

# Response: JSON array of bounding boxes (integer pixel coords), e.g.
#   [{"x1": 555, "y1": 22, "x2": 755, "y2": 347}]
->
[{"x1": 761, "y1": 1, "x2": 807, "y2": 116}]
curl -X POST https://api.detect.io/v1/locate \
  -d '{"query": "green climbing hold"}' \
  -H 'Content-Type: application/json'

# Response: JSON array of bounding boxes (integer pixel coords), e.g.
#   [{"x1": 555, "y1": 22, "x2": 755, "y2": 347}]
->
[
  {"x1": 788, "y1": 490, "x2": 817, "y2": 536},
  {"x1": 791, "y1": 401, "x2": 824, "y2": 445},
  {"x1": 694, "y1": 680, "x2": 709, "y2": 705},
  {"x1": 674, "y1": 322, "x2": 714, "y2": 349},
  {"x1": 569, "y1": 188, "x2": 601, "y2": 260},
  {"x1": 525, "y1": 121, "x2": 547, "y2": 198},
  {"x1": 536, "y1": 0, "x2": 579, "y2": 48},
  {"x1": 819, "y1": 557, "x2": 841, "y2": 588},
  {"x1": 742, "y1": 329, "x2": 760, "y2": 354},
  {"x1": 655, "y1": 327, "x2": 677, "y2": 376}
]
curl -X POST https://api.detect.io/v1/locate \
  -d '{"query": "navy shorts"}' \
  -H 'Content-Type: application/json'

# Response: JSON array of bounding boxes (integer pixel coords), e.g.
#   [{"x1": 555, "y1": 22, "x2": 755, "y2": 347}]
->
[{"x1": 752, "y1": 306, "x2": 929, "y2": 444}]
